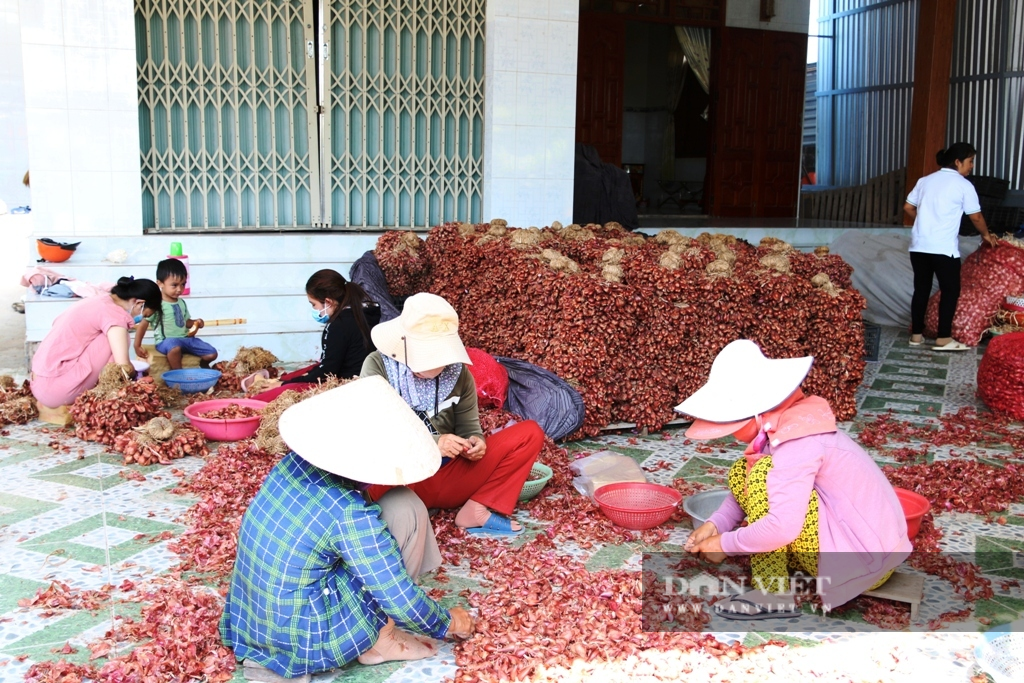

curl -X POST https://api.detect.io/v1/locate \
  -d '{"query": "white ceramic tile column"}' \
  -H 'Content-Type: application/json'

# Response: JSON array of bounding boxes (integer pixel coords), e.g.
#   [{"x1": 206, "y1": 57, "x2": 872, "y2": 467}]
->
[
  {"x1": 482, "y1": 0, "x2": 578, "y2": 228},
  {"x1": 0, "y1": 0, "x2": 31, "y2": 209},
  {"x1": 19, "y1": 0, "x2": 142, "y2": 237}
]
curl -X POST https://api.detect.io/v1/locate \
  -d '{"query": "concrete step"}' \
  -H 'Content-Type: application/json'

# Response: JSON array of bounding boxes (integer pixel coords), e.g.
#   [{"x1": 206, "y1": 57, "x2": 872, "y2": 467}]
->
[{"x1": 22, "y1": 232, "x2": 389, "y2": 364}]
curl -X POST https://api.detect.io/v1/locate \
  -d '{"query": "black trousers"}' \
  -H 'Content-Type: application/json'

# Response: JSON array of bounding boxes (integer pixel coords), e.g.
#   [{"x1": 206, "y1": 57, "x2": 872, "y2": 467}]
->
[{"x1": 910, "y1": 251, "x2": 961, "y2": 338}]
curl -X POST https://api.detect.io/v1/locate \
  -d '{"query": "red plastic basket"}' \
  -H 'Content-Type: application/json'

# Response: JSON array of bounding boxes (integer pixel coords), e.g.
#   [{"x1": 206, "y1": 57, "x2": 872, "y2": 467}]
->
[{"x1": 593, "y1": 482, "x2": 682, "y2": 530}]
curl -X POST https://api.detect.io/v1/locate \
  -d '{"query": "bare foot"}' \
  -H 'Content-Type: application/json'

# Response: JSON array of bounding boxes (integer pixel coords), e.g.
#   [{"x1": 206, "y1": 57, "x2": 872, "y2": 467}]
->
[
  {"x1": 455, "y1": 499, "x2": 522, "y2": 531},
  {"x1": 357, "y1": 619, "x2": 438, "y2": 665}
]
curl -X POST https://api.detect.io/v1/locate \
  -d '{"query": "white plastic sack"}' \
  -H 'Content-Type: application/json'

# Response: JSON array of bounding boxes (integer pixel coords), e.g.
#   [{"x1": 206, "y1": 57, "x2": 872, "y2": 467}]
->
[
  {"x1": 570, "y1": 450, "x2": 648, "y2": 499},
  {"x1": 829, "y1": 231, "x2": 981, "y2": 328}
]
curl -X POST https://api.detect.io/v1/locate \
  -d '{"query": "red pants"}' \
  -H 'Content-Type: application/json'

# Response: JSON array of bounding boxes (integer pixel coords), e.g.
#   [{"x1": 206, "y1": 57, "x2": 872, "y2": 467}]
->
[
  {"x1": 368, "y1": 420, "x2": 544, "y2": 516},
  {"x1": 251, "y1": 364, "x2": 316, "y2": 403}
]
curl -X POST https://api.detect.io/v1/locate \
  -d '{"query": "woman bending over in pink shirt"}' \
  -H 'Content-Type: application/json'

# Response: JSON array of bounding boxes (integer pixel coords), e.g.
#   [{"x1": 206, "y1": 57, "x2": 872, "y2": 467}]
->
[
  {"x1": 675, "y1": 340, "x2": 912, "y2": 620},
  {"x1": 31, "y1": 276, "x2": 161, "y2": 418}
]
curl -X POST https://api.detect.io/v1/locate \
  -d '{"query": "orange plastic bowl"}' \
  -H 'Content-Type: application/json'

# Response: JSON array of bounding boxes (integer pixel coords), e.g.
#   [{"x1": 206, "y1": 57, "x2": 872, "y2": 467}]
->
[
  {"x1": 894, "y1": 487, "x2": 930, "y2": 539},
  {"x1": 594, "y1": 482, "x2": 682, "y2": 530},
  {"x1": 36, "y1": 241, "x2": 73, "y2": 263}
]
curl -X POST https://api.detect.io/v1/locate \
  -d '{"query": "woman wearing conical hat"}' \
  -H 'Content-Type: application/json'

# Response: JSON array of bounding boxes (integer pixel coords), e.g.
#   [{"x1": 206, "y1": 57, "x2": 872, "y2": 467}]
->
[
  {"x1": 676, "y1": 340, "x2": 912, "y2": 619},
  {"x1": 221, "y1": 377, "x2": 474, "y2": 680}
]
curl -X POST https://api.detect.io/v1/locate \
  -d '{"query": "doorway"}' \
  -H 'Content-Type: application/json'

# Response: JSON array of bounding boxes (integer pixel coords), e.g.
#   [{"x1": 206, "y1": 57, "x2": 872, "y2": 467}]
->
[{"x1": 575, "y1": 12, "x2": 712, "y2": 218}]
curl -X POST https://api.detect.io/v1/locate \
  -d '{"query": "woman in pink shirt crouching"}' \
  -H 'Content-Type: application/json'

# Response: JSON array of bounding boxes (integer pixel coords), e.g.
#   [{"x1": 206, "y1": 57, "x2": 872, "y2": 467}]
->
[
  {"x1": 676, "y1": 340, "x2": 912, "y2": 620},
  {"x1": 31, "y1": 276, "x2": 161, "y2": 417}
]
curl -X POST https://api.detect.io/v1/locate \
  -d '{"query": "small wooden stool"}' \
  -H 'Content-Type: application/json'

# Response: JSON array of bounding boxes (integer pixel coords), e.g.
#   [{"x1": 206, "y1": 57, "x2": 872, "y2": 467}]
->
[
  {"x1": 141, "y1": 344, "x2": 202, "y2": 386},
  {"x1": 862, "y1": 571, "x2": 925, "y2": 621},
  {"x1": 36, "y1": 401, "x2": 74, "y2": 427}
]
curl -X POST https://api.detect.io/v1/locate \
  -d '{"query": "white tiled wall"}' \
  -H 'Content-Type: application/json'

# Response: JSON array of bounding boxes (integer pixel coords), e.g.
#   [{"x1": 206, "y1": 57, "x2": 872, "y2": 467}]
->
[
  {"x1": 0, "y1": 0, "x2": 30, "y2": 210},
  {"x1": 19, "y1": 0, "x2": 142, "y2": 237},
  {"x1": 482, "y1": 0, "x2": 578, "y2": 228}
]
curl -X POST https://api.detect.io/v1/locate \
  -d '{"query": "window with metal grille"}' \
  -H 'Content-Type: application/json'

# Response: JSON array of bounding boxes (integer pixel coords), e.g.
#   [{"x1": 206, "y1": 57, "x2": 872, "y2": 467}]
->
[{"x1": 135, "y1": 0, "x2": 483, "y2": 231}]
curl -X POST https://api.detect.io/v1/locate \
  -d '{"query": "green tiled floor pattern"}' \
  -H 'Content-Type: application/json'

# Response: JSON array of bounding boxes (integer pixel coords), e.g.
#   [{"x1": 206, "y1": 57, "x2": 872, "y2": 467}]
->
[{"x1": 0, "y1": 327, "x2": 1021, "y2": 681}]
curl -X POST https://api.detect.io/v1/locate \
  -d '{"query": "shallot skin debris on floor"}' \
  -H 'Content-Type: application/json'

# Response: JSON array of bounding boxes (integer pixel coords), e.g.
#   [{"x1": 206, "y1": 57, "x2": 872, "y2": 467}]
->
[{"x1": 0, "y1": 327, "x2": 1018, "y2": 682}]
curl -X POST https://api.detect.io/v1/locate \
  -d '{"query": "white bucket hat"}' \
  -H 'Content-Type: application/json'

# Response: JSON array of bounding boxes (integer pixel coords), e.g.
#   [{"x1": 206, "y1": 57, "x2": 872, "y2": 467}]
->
[
  {"x1": 674, "y1": 340, "x2": 814, "y2": 423},
  {"x1": 278, "y1": 376, "x2": 442, "y2": 485},
  {"x1": 371, "y1": 293, "x2": 473, "y2": 373}
]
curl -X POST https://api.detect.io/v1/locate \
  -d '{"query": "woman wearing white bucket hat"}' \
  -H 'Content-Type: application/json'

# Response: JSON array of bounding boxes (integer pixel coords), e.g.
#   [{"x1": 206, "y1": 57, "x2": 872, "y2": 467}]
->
[
  {"x1": 361, "y1": 293, "x2": 544, "y2": 536},
  {"x1": 675, "y1": 340, "x2": 912, "y2": 620},
  {"x1": 220, "y1": 377, "x2": 475, "y2": 680}
]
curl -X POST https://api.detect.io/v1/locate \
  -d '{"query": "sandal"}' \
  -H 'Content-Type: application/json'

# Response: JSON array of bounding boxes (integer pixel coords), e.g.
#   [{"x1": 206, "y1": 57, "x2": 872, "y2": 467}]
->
[
  {"x1": 465, "y1": 513, "x2": 523, "y2": 537},
  {"x1": 908, "y1": 339, "x2": 925, "y2": 347},
  {"x1": 932, "y1": 340, "x2": 971, "y2": 352}
]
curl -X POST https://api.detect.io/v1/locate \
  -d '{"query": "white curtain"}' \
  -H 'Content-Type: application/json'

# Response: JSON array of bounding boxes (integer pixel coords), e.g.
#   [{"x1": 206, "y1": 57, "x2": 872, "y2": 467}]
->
[
  {"x1": 675, "y1": 27, "x2": 711, "y2": 98},
  {"x1": 661, "y1": 27, "x2": 711, "y2": 181}
]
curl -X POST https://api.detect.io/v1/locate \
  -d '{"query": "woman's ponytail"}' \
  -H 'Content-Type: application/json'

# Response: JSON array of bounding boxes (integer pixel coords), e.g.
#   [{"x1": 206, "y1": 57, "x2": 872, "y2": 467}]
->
[
  {"x1": 936, "y1": 142, "x2": 976, "y2": 169},
  {"x1": 111, "y1": 276, "x2": 161, "y2": 312}
]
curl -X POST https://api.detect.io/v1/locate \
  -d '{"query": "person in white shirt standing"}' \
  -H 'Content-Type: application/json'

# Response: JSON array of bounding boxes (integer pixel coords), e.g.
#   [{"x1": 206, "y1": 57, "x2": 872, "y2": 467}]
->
[{"x1": 904, "y1": 142, "x2": 999, "y2": 351}]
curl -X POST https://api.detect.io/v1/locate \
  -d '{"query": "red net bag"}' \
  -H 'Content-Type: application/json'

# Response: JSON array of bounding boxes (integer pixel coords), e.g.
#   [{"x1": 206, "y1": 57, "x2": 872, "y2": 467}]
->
[
  {"x1": 466, "y1": 347, "x2": 509, "y2": 409},
  {"x1": 925, "y1": 241, "x2": 1024, "y2": 345},
  {"x1": 977, "y1": 331, "x2": 1024, "y2": 419}
]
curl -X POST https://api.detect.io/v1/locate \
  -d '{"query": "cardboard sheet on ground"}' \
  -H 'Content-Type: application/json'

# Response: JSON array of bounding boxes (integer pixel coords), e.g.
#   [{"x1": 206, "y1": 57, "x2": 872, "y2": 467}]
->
[{"x1": 829, "y1": 232, "x2": 981, "y2": 328}]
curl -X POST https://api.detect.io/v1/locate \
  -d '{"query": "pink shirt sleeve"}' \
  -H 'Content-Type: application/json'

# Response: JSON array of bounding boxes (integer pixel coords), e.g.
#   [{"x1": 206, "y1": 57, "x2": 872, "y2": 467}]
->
[
  {"x1": 707, "y1": 492, "x2": 745, "y2": 535},
  {"x1": 719, "y1": 439, "x2": 822, "y2": 556}
]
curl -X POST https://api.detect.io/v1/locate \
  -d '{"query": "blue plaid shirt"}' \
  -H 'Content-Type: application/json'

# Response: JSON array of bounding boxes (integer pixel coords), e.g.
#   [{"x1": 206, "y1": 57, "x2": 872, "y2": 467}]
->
[{"x1": 220, "y1": 452, "x2": 451, "y2": 676}]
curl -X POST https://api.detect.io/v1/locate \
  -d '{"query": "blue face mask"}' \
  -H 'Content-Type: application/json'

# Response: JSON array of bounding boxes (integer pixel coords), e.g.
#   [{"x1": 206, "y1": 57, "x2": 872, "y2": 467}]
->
[
  {"x1": 311, "y1": 305, "x2": 330, "y2": 324},
  {"x1": 133, "y1": 314, "x2": 143, "y2": 324}
]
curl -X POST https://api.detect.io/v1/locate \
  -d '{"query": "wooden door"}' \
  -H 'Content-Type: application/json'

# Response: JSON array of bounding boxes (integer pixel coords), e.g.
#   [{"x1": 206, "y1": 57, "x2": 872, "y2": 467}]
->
[
  {"x1": 709, "y1": 27, "x2": 807, "y2": 216},
  {"x1": 576, "y1": 13, "x2": 626, "y2": 167}
]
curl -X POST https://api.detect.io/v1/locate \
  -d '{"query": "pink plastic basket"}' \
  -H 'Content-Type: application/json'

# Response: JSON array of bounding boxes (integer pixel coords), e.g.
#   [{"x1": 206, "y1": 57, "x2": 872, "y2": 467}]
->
[
  {"x1": 184, "y1": 398, "x2": 267, "y2": 441},
  {"x1": 593, "y1": 482, "x2": 682, "y2": 530}
]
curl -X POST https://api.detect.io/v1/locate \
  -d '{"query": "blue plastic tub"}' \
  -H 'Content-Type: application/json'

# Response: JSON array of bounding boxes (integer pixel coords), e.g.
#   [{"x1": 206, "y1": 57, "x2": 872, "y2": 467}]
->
[{"x1": 161, "y1": 368, "x2": 221, "y2": 394}]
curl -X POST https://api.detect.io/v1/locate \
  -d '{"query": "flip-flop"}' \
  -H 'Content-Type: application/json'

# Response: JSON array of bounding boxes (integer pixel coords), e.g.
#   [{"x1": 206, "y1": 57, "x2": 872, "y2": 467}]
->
[
  {"x1": 932, "y1": 340, "x2": 971, "y2": 352},
  {"x1": 713, "y1": 595, "x2": 800, "y2": 621},
  {"x1": 908, "y1": 339, "x2": 925, "y2": 347},
  {"x1": 241, "y1": 370, "x2": 270, "y2": 392},
  {"x1": 465, "y1": 513, "x2": 523, "y2": 537}
]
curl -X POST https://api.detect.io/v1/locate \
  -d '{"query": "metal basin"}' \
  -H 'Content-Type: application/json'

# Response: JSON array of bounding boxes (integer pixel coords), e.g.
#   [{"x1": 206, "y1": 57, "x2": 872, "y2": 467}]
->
[{"x1": 682, "y1": 489, "x2": 729, "y2": 528}]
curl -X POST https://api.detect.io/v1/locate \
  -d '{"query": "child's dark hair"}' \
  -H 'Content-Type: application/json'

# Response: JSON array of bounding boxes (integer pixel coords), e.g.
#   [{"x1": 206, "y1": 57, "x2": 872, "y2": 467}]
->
[
  {"x1": 305, "y1": 269, "x2": 377, "y2": 348},
  {"x1": 156, "y1": 258, "x2": 188, "y2": 282},
  {"x1": 936, "y1": 142, "x2": 977, "y2": 169},
  {"x1": 110, "y1": 276, "x2": 161, "y2": 312}
]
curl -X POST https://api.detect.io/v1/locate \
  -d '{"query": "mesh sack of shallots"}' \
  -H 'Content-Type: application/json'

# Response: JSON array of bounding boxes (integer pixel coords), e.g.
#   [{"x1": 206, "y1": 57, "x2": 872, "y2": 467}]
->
[
  {"x1": 466, "y1": 347, "x2": 509, "y2": 409},
  {"x1": 925, "y1": 239, "x2": 1024, "y2": 345},
  {"x1": 977, "y1": 331, "x2": 1024, "y2": 420}
]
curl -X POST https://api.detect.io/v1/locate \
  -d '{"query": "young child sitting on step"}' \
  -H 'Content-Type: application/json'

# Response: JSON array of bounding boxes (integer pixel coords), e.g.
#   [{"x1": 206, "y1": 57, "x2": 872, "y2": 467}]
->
[{"x1": 133, "y1": 259, "x2": 218, "y2": 369}]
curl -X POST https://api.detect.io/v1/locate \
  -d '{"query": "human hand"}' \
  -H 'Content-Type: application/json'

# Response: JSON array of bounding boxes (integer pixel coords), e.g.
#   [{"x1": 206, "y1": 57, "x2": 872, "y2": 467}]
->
[
  {"x1": 693, "y1": 534, "x2": 727, "y2": 564},
  {"x1": 984, "y1": 233, "x2": 1000, "y2": 248},
  {"x1": 196, "y1": 318, "x2": 205, "y2": 329},
  {"x1": 447, "y1": 607, "x2": 475, "y2": 639},
  {"x1": 463, "y1": 435, "x2": 486, "y2": 461},
  {"x1": 684, "y1": 521, "x2": 719, "y2": 553},
  {"x1": 437, "y1": 433, "x2": 472, "y2": 459},
  {"x1": 134, "y1": 345, "x2": 149, "y2": 360}
]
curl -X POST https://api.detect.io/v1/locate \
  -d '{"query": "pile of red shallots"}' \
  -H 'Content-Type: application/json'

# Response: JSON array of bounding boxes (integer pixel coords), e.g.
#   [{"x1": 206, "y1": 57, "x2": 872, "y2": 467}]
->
[
  {"x1": 169, "y1": 441, "x2": 280, "y2": 583},
  {"x1": 198, "y1": 403, "x2": 261, "y2": 419},
  {"x1": 24, "y1": 579, "x2": 235, "y2": 683},
  {"x1": 70, "y1": 377, "x2": 169, "y2": 446},
  {"x1": 113, "y1": 417, "x2": 209, "y2": 466},
  {"x1": 375, "y1": 223, "x2": 866, "y2": 437},
  {"x1": 0, "y1": 375, "x2": 37, "y2": 425}
]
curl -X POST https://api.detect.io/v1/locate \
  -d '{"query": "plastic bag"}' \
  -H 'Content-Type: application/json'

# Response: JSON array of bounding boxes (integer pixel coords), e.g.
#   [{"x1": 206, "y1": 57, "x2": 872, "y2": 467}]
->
[{"x1": 570, "y1": 450, "x2": 648, "y2": 498}]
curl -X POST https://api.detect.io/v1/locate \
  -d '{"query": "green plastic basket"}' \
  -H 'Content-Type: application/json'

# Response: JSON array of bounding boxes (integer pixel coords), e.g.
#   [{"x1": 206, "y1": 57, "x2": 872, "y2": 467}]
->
[{"x1": 518, "y1": 463, "x2": 553, "y2": 502}]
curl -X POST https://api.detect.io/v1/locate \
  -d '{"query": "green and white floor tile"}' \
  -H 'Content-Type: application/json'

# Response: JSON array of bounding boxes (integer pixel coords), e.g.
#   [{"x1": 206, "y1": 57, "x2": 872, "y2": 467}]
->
[{"x1": 0, "y1": 326, "x2": 1019, "y2": 681}]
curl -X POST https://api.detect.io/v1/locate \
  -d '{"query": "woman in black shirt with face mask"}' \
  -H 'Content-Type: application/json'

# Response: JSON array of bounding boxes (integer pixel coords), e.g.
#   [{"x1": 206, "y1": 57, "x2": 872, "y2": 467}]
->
[{"x1": 249, "y1": 269, "x2": 381, "y2": 402}]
